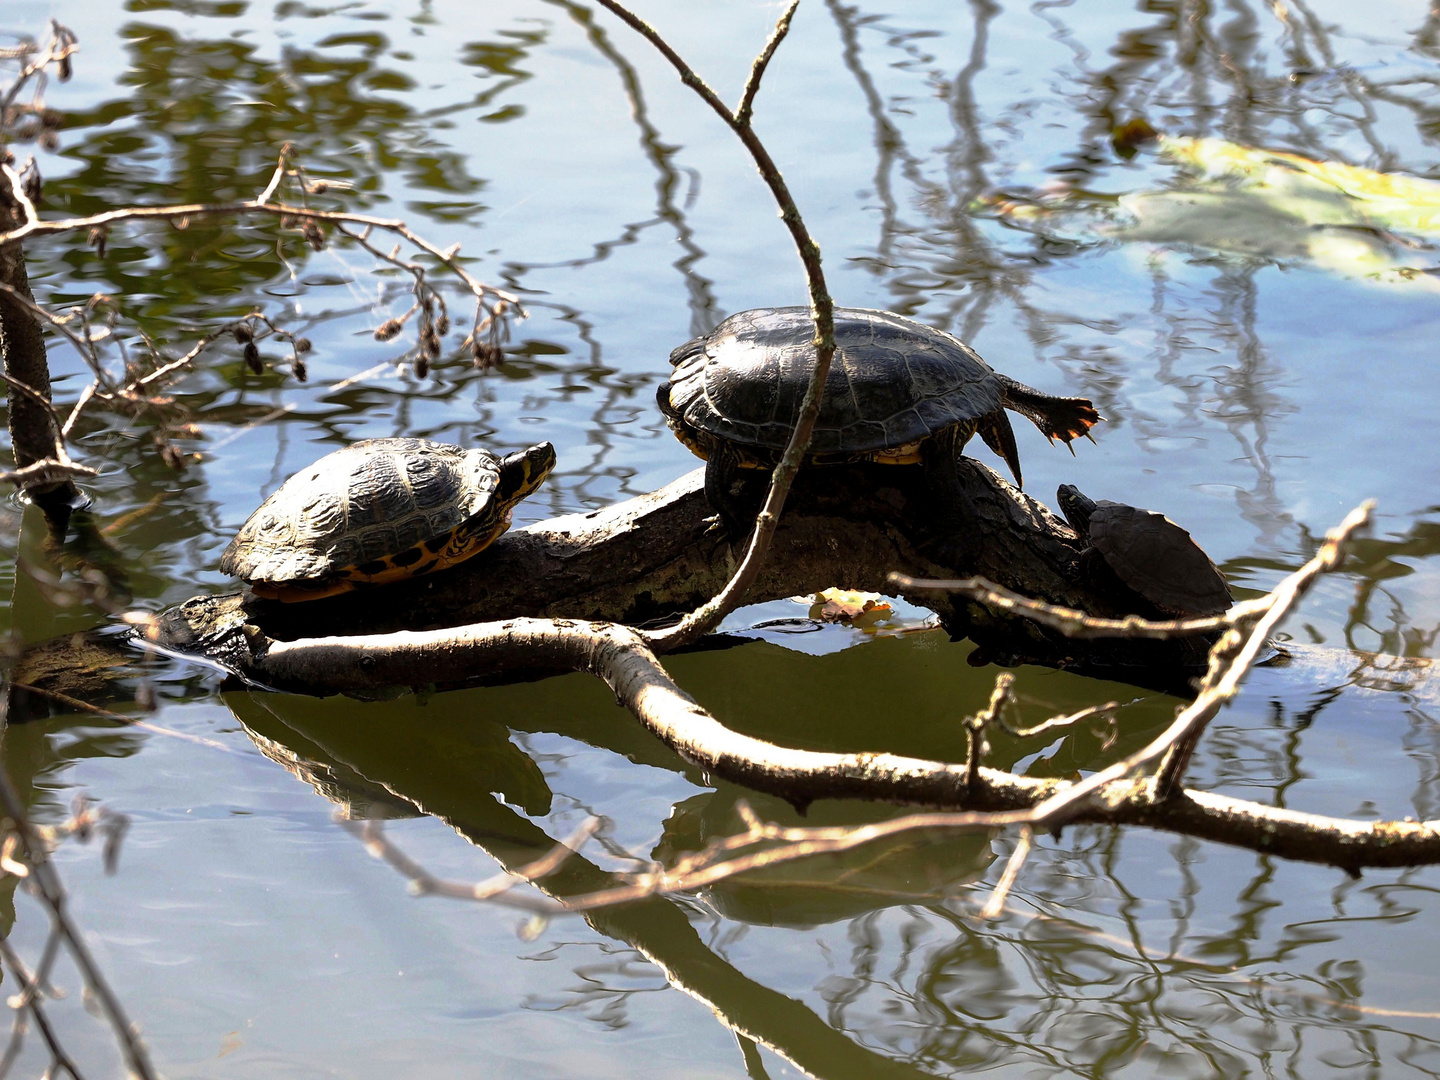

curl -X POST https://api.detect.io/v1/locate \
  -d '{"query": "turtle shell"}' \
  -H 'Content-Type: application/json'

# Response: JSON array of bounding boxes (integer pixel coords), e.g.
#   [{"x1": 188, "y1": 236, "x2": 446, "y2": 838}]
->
[
  {"x1": 1088, "y1": 500, "x2": 1233, "y2": 616},
  {"x1": 661, "y1": 307, "x2": 1005, "y2": 459},
  {"x1": 219, "y1": 438, "x2": 506, "y2": 597}
]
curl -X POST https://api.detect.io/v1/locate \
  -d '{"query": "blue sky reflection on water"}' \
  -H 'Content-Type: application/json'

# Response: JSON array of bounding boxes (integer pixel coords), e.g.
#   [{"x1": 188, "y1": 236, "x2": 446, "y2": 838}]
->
[{"x1": 2, "y1": 0, "x2": 1440, "y2": 1075}]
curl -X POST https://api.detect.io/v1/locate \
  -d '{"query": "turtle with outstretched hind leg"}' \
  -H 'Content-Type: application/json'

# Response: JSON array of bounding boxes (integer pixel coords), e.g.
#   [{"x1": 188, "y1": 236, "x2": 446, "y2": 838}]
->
[{"x1": 657, "y1": 306, "x2": 1100, "y2": 553}]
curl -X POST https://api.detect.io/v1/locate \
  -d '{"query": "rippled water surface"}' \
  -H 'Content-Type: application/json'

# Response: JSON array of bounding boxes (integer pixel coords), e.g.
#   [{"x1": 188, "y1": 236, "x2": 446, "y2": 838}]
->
[{"x1": 3, "y1": 0, "x2": 1440, "y2": 1075}]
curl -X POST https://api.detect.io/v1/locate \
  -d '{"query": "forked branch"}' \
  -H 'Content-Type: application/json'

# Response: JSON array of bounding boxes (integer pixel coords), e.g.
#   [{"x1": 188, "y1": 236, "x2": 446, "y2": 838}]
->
[{"x1": 593, "y1": 0, "x2": 836, "y2": 651}]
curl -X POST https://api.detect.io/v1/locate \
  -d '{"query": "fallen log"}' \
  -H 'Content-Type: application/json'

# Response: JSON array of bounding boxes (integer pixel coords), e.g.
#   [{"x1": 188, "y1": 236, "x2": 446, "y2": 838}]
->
[{"x1": 152, "y1": 460, "x2": 1216, "y2": 694}]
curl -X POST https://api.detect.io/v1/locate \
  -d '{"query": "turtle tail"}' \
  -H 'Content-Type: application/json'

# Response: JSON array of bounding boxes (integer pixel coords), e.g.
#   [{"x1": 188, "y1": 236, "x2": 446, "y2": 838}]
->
[
  {"x1": 977, "y1": 410, "x2": 1023, "y2": 489},
  {"x1": 997, "y1": 374, "x2": 1102, "y2": 448}
]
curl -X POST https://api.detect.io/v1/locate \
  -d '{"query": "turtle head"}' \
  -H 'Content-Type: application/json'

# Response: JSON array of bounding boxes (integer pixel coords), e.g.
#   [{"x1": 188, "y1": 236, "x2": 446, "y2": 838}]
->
[
  {"x1": 1056, "y1": 483, "x2": 1097, "y2": 539},
  {"x1": 496, "y1": 442, "x2": 557, "y2": 505}
]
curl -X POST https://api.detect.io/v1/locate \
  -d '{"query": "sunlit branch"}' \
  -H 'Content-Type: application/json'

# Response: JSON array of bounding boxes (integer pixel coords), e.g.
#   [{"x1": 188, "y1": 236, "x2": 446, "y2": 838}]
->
[
  {"x1": 340, "y1": 816, "x2": 602, "y2": 915},
  {"x1": 737, "y1": 0, "x2": 800, "y2": 127},
  {"x1": 891, "y1": 571, "x2": 1271, "y2": 639},
  {"x1": 979, "y1": 826, "x2": 1032, "y2": 919},
  {"x1": 255, "y1": 501, "x2": 1436, "y2": 884},
  {"x1": 1015, "y1": 503, "x2": 1370, "y2": 836},
  {"x1": 249, "y1": 497, "x2": 1440, "y2": 950}
]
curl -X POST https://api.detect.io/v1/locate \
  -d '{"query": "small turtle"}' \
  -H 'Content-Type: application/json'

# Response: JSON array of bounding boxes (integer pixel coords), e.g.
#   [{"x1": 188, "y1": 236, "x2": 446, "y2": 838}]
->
[
  {"x1": 1056, "y1": 483, "x2": 1232, "y2": 617},
  {"x1": 220, "y1": 438, "x2": 556, "y2": 601},
  {"x1": 658, "y1": 306, "x2": 1101, "y2": 540}
]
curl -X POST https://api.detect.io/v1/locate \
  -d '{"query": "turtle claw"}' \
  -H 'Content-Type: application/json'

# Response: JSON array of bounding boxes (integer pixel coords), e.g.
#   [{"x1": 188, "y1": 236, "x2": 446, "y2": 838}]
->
[{"x1": 703, "y1": 513, "x2": 750, "y2": 548}]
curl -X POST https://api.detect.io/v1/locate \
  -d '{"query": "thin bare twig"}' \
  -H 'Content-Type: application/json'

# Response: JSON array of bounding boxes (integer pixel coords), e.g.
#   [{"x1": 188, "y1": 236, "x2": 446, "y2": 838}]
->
[
  {"x1": 980, "y1": 827, "x2": 1032, "y2": 919},
  {"x1": 1149, "y1": 502, "x2": 1371, "y2": 797},
  {"x1": 593, "y1": 0, "x2": 837, "y2": 652},
  {"x1": 966, "y1": 673, "x2": 1015, "y2": 789},
  {"x1": 59, "y1": 381, "x2": 97, "y2": 439},
  {"x1": 737, "y1": 0, "x2": 801, "y2": 126},
  {"x1": 341, "y1": 816, "x2": 602, "y2": 912},
  {"x1": 1005, "y1": 699, "x2": 1119, "y2": 742},
  {"x1": 0, "y1": 144, "x2": 522, "y2": 395},
  {"x1": 0, "y1": 936, "x2": 86, "y2": 1080},
  {"x1": 891, "y1": 571, "x2": 1269, "y2": 638},
  {"x1": 1021, "y1": 501, "x2": 1372, "y2": 823},
  {"x1": 0, "y1": 23, "x2": 74, "y2": 121},
  {"x1": 0, "y1": 195, "x2": 519, "y2": 314},
  {"x1": 0, "y1": 284, "x2": 112, "y2": 392}
]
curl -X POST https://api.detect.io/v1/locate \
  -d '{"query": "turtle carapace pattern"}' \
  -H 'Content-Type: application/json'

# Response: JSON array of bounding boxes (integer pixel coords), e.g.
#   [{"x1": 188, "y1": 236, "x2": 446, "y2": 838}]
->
[
  {"x1": 1056, "y1": 483, "x2": 1232, "y2": 617},
  {"x1": 658, "y1": 307, "x2": 1100, "y2": 541},
  {"x1": 220, "y1": 438, "x2": 556, "y2": 602}
]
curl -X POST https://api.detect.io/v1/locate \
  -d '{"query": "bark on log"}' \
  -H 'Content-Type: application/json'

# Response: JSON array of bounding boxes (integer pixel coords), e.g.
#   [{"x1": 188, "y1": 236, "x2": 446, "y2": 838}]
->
[
  {"x1": 0, "y1": 183, "x2": 77, "y2": 514},
  {"x1": 156, "y1": 460, "x2": 1215, "y2": 693}
]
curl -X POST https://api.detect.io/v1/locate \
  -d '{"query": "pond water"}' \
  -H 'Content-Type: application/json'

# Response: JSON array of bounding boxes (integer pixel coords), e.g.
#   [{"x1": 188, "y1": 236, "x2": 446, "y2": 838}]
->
[{"x1": 3, "y1": 0, "x2": 1440, "y2": 1075}]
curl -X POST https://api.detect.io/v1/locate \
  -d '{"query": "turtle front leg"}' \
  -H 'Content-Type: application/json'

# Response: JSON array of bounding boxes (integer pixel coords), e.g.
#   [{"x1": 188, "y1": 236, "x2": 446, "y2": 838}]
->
[
  {"x1": 704, "y1": 444, "x2": 763, "y2": 543},
  {"x1": 920, "y1": 424, "x2": 982, "y2": 568}
]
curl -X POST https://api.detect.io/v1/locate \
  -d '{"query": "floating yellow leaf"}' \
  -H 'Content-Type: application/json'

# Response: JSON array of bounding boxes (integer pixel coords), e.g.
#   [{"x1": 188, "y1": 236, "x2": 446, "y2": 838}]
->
[
  {"x1": 1158, "y1": 135, "x2": 1440, "y2": 233},
  {"x1": 808, "y1": 588, "x2": 892, "y2": 627},
  {"x1": 976, "y1": 130, "x2": 1440, "y2": 286}
]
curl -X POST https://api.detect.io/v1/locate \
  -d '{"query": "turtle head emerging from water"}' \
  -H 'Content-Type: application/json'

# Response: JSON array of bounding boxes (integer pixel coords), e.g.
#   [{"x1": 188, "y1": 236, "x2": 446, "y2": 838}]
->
[
  {"x1": 497, "y1": 441, "x2": 558, "y2": 506},
  {"x1": 1056, "y1": 483, "x2": 1097, "y2": 538}
]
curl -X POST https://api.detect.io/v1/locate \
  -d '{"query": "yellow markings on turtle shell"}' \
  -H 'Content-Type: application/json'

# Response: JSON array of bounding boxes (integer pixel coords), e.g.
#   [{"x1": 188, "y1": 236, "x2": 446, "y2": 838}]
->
[
  {"x1": 673, "y1": 427, "x2": 712, "y2": 462},
  {"x1": 250, "y1": 513, "x2": 511, "y2": 603},
  {"x1": 726, "y1": 439, "x2": 927, "y2": 468},
  {"x1": 866, "y1": 442, "x2": 925, "y2": 465}
]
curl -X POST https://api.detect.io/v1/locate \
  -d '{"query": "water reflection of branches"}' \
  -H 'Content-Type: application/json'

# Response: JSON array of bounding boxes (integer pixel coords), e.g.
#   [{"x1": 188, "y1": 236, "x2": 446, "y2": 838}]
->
[
  {"x1": 482, "y1": 0, "x2": 723, "y2": 506},
  {"x1": 831, "y1": 0, "x2": 1440, "y2": 555},
  {"x1": 0, "y1": 692, "x2": 154, "y2": 1079},
  {"x1": 823, "y1": 860, "x2": 1440, "y2": 1076},
  {"x1": 542, "y1": 1, "x2": 716, "y2": 334},
  {"x1": 1187, "y1": 264, "x2": 1293, "y2": 543},
  {"x1": 830, "y1": 0, "x2": 1044, "y2": 354}
]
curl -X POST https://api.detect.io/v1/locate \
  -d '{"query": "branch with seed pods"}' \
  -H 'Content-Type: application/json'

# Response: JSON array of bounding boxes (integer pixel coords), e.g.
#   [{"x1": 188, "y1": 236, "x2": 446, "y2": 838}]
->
[{"x1": 0, "y1": 93, "x2": 522, "y2": 493}]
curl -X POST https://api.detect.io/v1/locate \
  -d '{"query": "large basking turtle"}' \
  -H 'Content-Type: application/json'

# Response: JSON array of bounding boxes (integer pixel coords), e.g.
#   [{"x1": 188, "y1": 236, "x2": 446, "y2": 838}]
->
[
  {"x1": 1056, "y1": 483, "x2": 1232, "y2": 617},
  {"x1": 220, "y1": 438, "x2": 556, "y2": 601},
  {"x1": 658, "y1": 306, "x2": 1101, "y2": 539}
]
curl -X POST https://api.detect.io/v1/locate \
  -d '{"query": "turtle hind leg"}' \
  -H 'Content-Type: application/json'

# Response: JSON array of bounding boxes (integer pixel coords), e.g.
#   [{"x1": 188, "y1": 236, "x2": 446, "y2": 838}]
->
[
  {"x1": 704, "y1": 445, "x2": 763, "y2": 543},
  {"x1": 920, "y1": 424, "x2": 981, "y2": 568},
  {"x1": 977, "y1": 409, "x2": 1022, "y2": 489},
  {"x1": 996, "y1": 374, "x2": 1101, "y2": 446}
]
